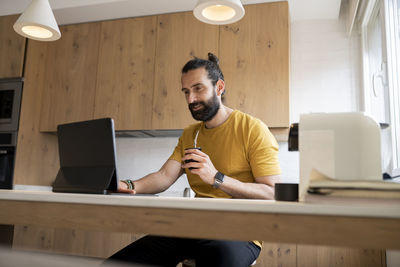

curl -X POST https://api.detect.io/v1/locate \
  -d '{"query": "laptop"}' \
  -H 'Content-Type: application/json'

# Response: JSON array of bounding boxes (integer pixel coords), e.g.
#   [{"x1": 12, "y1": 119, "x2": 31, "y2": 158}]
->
[{"x1": 52, "y1": 118, "x2": 119, "y2": 194}]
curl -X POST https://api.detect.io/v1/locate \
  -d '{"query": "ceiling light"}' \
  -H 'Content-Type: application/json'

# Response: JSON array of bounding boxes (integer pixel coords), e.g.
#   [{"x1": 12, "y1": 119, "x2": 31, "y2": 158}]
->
[
  {"x1": 13, "y1": 0, "x2": 61, "y2": 41},
  {"x1": 193, "y1": 0, "x2": 245, "y2": 25}
]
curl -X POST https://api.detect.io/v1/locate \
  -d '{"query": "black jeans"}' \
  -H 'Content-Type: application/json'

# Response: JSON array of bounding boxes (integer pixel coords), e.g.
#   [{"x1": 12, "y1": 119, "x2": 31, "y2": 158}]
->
[{"x1": 105, "y1": 235, "x2": 261, "y2": 267}]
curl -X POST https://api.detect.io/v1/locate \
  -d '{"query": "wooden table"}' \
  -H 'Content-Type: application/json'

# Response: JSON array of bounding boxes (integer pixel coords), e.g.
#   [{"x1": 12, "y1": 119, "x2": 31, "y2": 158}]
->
[{"x1": 0, "y1": 190, "x2": 399, "y2": 249}]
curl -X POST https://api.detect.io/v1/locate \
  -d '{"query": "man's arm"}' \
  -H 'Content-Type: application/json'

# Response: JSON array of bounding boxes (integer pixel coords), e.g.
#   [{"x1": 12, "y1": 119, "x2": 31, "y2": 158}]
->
[
  {"x1": 213, "y1": 174, "x2": 281, "y2": 199},
  {"x1": 182, "y1": 148, "x2": 280, "y2": 199},
  {"x1": 118, "y1": 159, "x2": 184, "y2": 194}
]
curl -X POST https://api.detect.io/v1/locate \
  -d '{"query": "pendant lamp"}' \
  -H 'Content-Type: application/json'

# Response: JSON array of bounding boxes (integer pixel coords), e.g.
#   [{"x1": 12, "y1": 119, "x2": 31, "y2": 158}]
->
[
  {"x1": 13, "y1": 0, "x2": 61, "y2": 41},
  {"x1": 193, "y1": 0, "x2": 245, "y2": 25}
]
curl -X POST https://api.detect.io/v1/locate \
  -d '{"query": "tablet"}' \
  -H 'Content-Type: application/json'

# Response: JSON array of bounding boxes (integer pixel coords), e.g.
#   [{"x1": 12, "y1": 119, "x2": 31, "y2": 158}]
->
[{"x1": 52, "y1": 118, "x2": 119, "y2": 194}]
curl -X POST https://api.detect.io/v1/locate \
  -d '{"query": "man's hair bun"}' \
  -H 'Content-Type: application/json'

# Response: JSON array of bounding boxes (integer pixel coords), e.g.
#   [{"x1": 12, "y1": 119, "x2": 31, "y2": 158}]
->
[{"x1": 208, "y1": 53, "x2": 219, "y2": 66}]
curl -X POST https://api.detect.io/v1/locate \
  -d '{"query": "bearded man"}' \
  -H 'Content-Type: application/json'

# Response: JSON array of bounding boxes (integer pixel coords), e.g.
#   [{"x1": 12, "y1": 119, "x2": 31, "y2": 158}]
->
[{"x1": 106, "y1": 53, "x2": 281, "y2": 267}]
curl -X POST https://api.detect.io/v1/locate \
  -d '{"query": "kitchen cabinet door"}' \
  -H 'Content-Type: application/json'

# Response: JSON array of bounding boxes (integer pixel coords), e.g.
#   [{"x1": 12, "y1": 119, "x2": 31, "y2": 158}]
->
[
  {"x1": 219, "y1": 2, "x2": 290, "y2": 127},
  {"x1": 0, "y1": 15, "x2": 26, "y2": 78},
  {"x1": 14, "y1": 38, "x2": 60, "y2": 186},
  {"x1": 39, "y1": 23, "x2": 101, "y2": 132},
  {"x1": 94, "y1": 16, "x2": 157, "y2": 130},
  {"x1": 152, "y1": 12, "x2": 219, "y2": 129}
]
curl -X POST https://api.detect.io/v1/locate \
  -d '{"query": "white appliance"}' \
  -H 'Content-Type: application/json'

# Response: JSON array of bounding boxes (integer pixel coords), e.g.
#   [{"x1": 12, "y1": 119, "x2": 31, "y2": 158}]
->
[{"x1": 299, "y1": 112, "x2": 382, "y2": 200}]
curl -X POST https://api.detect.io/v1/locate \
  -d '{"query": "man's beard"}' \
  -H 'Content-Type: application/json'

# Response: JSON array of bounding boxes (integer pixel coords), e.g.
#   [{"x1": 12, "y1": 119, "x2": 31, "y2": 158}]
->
[{"x1": 188, "y1": 91, "x2": 220, "y2": 122}]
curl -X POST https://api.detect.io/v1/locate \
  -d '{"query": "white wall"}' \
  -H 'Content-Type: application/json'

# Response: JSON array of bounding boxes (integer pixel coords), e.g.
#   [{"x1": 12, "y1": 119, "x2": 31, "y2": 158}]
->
[
  {"x1": 115, "y1": 137, "x2": 189, "y2": 196},
  {"x1": 290, "y1": 20, "x2": 361, "y2": 123},
  {"x1": 281, "y1": 6, "x2": 361, "y2": 183},
  {"x1": 115, "y1": 10, "x2": 362, "y2": 194}
]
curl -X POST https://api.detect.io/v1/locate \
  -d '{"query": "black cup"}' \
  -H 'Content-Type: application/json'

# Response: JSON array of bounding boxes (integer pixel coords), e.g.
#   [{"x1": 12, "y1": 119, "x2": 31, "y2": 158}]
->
[
  {"x1": 184, "y1": 147, "x2": 201, "y2": 170},
  {"x1": 274, "y1": 183, "x2": 299, "y2": 202}
]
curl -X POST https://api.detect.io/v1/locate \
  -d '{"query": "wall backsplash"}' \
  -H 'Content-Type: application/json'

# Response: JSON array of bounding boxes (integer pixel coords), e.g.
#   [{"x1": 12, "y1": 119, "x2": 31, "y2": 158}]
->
[
  {"x1": 115, "y1": 137, "x2": 189, "y2": 197},
  {"x1": 115, "y1": 137, "x2": 299, "y2": 197}
]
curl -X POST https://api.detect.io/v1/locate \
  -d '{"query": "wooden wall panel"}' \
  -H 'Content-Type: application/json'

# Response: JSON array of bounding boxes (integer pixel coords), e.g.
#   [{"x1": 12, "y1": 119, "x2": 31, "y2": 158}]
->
[
  {"x1": 152, "y1": 11, "x2": 219, "y2": 129},
  {"x1": 13, "y1": 40, "x2": 59, "y2": 186},
  {"x1": 13, "y1": 225, "x2": 55, "y2": 251},
  {"x1": 13, "y1": 225, "x2": 143, "y2": 258},
  {"x1": 0, "y1": 15, "x2": 26, "y2": 78},
  {"x1": 39, "y1": 23, "x2": 101, "y2": 132},
  {"x1": 219, "y1": 2, "x2": 290, "y2": 127},
  {"x1": 255, "y1": 242, "x2": 297, "y2": 267},
  {"x1": 94, "y1": 17, "x2": 157, "y2": 130},
  {"x1": 297, "y1": 244, "x2": 384, "y2": 267}
]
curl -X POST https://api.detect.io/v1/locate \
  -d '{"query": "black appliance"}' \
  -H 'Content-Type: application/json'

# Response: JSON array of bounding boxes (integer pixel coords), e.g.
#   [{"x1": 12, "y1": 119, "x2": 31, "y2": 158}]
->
[
  {"x1": 0, "y1": 78, "x2": 23, "y2": 189},
  {"x1": 288, "y1": 123, "x2": 298, "y2": 151},
  {"x1": 0, "y1": 78, "x2": 23, "y2": 132},
  {"x1": 0, "y1": 132, "x2": 17, "y2": 189}
]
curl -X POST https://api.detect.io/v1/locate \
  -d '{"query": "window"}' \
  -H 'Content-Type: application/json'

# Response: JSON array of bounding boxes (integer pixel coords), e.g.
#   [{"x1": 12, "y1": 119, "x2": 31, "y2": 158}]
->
[{"x1": 361, "y1": 0, "x2": 400, "y2": 173}]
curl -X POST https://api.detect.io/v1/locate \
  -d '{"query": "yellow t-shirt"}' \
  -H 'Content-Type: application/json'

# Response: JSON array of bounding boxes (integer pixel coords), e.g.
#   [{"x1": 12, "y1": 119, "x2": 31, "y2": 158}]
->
[
  {"x1": 169, "y1": 110, "x2": 281, "y2": 198},
  {"x1": 169, "y1": 110, "x2": 280, "y2": 248}
]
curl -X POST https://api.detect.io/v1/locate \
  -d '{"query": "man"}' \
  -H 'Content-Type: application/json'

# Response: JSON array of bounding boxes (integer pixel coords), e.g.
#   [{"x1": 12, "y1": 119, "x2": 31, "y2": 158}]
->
[{"x1": 108, "y1": 53, "x2": 281, "y2": 267}]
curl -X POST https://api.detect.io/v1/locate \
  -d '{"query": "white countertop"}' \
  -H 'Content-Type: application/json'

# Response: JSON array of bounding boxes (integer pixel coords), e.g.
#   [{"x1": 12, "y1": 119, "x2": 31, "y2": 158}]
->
[{"x1": 1, "y1": 189, "x2": 399, "y2": 219}]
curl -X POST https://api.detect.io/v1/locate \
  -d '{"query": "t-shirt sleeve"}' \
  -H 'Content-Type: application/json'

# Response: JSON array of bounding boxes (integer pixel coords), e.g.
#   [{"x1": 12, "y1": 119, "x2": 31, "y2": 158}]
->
[
  {"x1": 169, "y1": 136, "x2": 183, "y2": 163},
  {"x1": 248, "y1": 120, "x2": 281, "y2": 177}
]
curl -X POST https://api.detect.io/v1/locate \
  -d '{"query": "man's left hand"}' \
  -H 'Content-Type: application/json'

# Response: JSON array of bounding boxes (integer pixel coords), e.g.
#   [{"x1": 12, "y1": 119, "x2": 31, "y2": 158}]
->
[{"x1": 181, "y1": 149, "x2": 217, "y2": 185}]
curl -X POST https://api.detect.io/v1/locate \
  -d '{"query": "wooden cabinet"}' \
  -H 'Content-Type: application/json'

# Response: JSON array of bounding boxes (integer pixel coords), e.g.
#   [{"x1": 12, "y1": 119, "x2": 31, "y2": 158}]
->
[
  {"x1": 253, "y1": 243, "x2": 384, "y2": 267},
  {"x1": 94, "y1": 17, "x2": 157, "y2": 130},
  {"x1": 152, "y1": 11, "x2": 219, "y2": 129},
  {"x1": 39, "y1": 23, "x2": 101, "y2": 132},
  {"x1": 36, "y1": 2, "x2": 289, "y2": 131},
  {"x1": 38, "y1": 17, "x2": 159, "y2": 132},
  {"x1": 13, "y1": 225, "x2": 144, "y2": 258},
  {"x1": 296, "y1": 245, "x2": 385, "y2": 267},
  {"x1": 14, "y1": 39, "x2": 60, "y2": 186},
  {"x1": 0, "y1": 15, "x2": 26, "y2": 78},
  {"x1": 219, "y1": 2, "x2": 290, "y2": 127}
]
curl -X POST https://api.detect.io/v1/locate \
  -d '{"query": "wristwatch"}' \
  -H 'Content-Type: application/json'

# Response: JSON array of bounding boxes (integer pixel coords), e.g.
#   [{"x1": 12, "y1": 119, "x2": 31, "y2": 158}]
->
[{"x1": 213, "y1": 171, "x2": 225, "y2": 189}]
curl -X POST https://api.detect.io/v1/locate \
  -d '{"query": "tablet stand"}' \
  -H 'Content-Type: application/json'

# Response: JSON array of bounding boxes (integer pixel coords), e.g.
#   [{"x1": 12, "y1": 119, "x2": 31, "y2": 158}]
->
[{"x1": 52, "y1": 166, "x2": 117, "y2": 194}]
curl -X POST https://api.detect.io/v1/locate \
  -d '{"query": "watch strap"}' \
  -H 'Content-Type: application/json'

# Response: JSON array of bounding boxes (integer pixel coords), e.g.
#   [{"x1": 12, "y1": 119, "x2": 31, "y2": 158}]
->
[{"x1": 122, "y1": 179, "x2": 135, "y2": 190}]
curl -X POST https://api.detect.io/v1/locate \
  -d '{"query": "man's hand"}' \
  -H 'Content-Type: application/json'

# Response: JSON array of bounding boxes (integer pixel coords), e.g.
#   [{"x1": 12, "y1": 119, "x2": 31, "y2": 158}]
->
[
  {"x1": 181, "y1": 148, "x2": 218, "y2": 185},
  {"x1": 182, "y1": 149, "x2": 280, "y2": 199},
  {"x1": 117, "y1": 180, "x2": 136, "y2": 194}
]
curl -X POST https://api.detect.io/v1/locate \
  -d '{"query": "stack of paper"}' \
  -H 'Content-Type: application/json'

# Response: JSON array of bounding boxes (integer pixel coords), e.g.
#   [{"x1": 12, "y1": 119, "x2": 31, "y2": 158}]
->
[{"x1": 304, "y1": 169, "x2": 400, "y2": 205}]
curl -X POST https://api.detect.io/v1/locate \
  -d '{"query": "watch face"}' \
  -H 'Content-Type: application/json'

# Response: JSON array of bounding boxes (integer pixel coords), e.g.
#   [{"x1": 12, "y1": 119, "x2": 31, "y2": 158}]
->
[
  {"x1": 215, "y1": 172, "x2": 224, "y2": 182},
  {"x1": 213, "y1": 172, "x2": 224, "y2": 189}
]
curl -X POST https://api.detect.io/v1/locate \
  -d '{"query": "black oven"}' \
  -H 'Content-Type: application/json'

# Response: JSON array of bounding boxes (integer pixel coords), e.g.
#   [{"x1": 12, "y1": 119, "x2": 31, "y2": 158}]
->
[
  {"x1": 0, "y1": 78, "x2": 22, "y2": 189},
  {"x1": 0, "y1": 132, "x2": 17, "y2": 189},
  {"x1": 0, "y1": 78, "x2": 23, "y2": 132}
]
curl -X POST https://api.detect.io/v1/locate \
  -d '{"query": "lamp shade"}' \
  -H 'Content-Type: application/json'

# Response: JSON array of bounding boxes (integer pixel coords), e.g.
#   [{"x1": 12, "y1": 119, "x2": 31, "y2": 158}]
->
[
  {"x1": 193, "y1": 0, "x2": 245, "y2": 25},
  {"x1": 13, "y1": 0, "x2": 61, "y2": 41}
]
